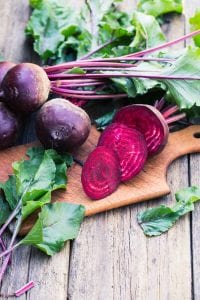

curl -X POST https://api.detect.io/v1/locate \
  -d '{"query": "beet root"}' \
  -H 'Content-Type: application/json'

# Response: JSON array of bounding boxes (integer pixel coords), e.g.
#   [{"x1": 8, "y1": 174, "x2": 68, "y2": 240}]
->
[
  {"x1": 0, "y1": 102, "x2": 20, "y2": 149},
  {"x1": 0, "y1": 61, "x2": 16, "y2": 88},
  {"x1": 1, "y1": 63, "x2": 50, "y2": 113},
  {"x1": 81, "y1": 146, "x2": 121, "y2": 200},
  {"x1": 36, "y1": 98, "x2": 91, "y2": 152},
  {"x1": 113, "y1": 104, "x2": 169, "y2": 156},
  {"x1": 98, "y1": 123, "x2": 147, "y2": 182}
]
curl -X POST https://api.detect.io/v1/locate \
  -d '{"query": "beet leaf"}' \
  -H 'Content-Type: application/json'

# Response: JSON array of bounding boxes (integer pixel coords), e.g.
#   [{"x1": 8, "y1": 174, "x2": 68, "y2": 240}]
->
[
  {"x1": 137, "y1": 186, "x2": 200, "y2": 236},
  {"x1": 137, "y1": 0, "x2": 183, "y2": 18},
  {"x1": 20, "y1": 203, "x2": 85, "y2": 256}
]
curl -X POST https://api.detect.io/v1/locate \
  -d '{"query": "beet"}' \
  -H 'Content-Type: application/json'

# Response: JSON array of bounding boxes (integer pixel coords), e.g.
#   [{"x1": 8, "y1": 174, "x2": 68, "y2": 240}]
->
[
  {"x1": 113, "y1": 104, "x2": 169, "y2": 156},
  {"x1": 1, "y1": 63, "x2": 50, "y2": 113},
  {"x1": 81, "y1": 146, "x2": 121, "y2": 200},
  {"x1": 36, "y1": 98, "x2": 91, "y2": 152},
  {"x1": 0, "y1": 61, "x2": 16, "y2": 87},
  {"x1": 98, "y1": 123, "x2": 147, "y2": 182},
  {"x1": 0, "y1": 102, "x2": 19, "y2": 149}
]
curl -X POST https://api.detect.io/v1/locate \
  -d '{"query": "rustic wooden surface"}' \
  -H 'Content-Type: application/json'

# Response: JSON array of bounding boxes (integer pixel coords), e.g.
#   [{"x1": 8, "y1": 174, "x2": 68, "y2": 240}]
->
[{"x1": 0, "y1": 0, "x2": 199, "y2": 299}]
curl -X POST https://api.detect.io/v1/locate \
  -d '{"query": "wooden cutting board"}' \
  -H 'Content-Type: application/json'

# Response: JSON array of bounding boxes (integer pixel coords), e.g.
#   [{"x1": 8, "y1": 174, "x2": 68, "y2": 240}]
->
[{"x1": 1, "y1": 125, "x2": 200, "y2": 234}]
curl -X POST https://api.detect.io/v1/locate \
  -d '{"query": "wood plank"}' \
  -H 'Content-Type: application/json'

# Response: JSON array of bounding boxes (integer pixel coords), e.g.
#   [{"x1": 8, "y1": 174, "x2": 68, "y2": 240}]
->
[
  {"x1": 185, "y1": 1, "x2": 200, "y2": 299},
  {"x1": 68, "y1": 2, "x2": 192, "y2": 300}
]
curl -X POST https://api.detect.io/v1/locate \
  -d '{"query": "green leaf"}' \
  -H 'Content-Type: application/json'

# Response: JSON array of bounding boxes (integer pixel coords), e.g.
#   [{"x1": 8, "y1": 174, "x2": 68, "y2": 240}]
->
[
  {"x1": 0, "y1": 175, "x2": 18, "y2": 210},
  {"x1": 137, "y1": 186, "x2": 200, "y2": 236},
  {"x1": 21, "y1": 218, "x2": 43, "y2": 245},
  {"x1": 95, "y1": 110, "x2": 116, "y2": 130},
  {"x1": 161, "y1": 47, "x2": 200, "y2": 109},
  {"x1": 21, "y1": 191, "x2": 51, "y2": 220},
  {"x1": 137, "y1": 0, "x2": 182, "y2": 18},
  {"x1": 26, "y1": 1, "x2": 80, "y2": 62},
  {"x1": 130, "y1": 12, "x2": 166, "y2": 50},
  {"x1": 0, "y1": 193, "x2": 11, "y2": 225},
  {"x1": 190, "y1": 10, "x2": 200, "y2": 47},
  {"x1": 66, "y1": 67, "x2": 86, "y2": 74},
  {"x1": 22, "y1": 202, "x2": 85, "y2": 256}
]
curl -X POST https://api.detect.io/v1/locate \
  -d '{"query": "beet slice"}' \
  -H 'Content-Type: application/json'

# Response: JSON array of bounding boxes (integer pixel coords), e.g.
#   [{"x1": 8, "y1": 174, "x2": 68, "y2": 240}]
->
[
  {"x1": 113, "y1": 104, "x2": 169, "y2": 156},
  {"x1": 81, "y1": 146, "x2": 121, "y2": 200},
  {"x1": 98, "y1": 123, "x2": 147, "y2": 182}
]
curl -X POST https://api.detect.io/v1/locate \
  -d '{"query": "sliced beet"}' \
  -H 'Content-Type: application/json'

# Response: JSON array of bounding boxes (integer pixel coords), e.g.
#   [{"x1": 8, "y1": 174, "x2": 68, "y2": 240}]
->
[
  {"x1": 81, "y1": 146, "x2": 121, "y2": 200},
  {"x1": 113, "y1": 104, "x2": 169, "y2": 156},
  {"x1": 98, "y1": 123, "x2": 147, "y2": 182}
]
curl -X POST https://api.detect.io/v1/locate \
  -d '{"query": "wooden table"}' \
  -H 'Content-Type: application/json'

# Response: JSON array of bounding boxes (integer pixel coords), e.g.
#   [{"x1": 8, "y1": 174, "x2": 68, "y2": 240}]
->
[{"x1": 0, "y1": 1, "x2": 199, "y2": 299}]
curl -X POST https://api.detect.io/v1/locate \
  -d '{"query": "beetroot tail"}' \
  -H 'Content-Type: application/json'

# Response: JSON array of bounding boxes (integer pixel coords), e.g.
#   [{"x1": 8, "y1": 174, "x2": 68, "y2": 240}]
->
[{"x1": 15, "y1": 281, "x2": 35, "y2": 297}]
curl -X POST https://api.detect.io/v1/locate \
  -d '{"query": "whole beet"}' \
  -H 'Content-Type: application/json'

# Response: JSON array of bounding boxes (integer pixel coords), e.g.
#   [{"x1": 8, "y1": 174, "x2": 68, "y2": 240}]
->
[
  {"x1": 0, "y1": 102, "x2": 20, "y2": 149},
  {"x1": 1, "y1": 63, "x2": 50, "y2": 113},
  {"x1": 36, "y1": 98, "x2": 91, "y2": 152},
  {"x1": 0, "y1": 61, "x2": 16, "y2": 87}
]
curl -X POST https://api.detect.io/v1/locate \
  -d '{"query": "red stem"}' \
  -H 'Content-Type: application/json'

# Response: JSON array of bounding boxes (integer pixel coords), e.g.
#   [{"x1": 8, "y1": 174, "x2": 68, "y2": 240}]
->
[
  {"x1": 123, "y1": 29, "x2": 200, "y2": 58},
  {"x1": 165, "y1": 113, "x2": 186, "y2": 124},
  {"x1": 52, "y1": 90, "x2": 127, "y2": 99},
  {"x1": 162, "y1": 105, "x2": 179, "y2": 118}
]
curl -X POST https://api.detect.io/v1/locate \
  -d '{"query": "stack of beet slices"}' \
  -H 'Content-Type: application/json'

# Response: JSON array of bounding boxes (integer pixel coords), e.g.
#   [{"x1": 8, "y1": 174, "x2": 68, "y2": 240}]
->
[{"x1": 81, "y1": 103, "x2": 184, "y2": 200}]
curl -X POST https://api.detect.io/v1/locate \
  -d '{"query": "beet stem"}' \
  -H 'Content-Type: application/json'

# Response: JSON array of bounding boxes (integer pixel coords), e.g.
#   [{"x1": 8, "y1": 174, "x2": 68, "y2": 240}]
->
[
  {"x1": 122, "y1": 29, "x2": 200, "y2": 58},
  {"x1": 15, "y1": 281, "x2": 35, "y2": 297},
  {"x1": 0, "y1": 216, "x2": 22, "y2": 283},
  {"x1": 162, "y1": 105, "x2": 179, "y2": 118},
  {"x1": 155, "y1": 97, "x2": 166, "y2": 111},
  {"x1": 80, "y1": 38, "x2": 117, "y2": 60},
  {"x1": 51, "y1": 81, "x2": 105, "y2": 88},
  {"x1": 0, "y1": 201, "x2": 21, "y2": 238},
  {"x1": 165, "y1": 113, "x2": 186, "y2": 124},
  {"x1": 48, "y1": 72, "x2": 200, "y2": 80},
  {"x1": 51, "y1": 87, "x2": 99, "y2": 95},
  {"x1": 51, "y1": 90, "x2": 127, "y2": 99}
]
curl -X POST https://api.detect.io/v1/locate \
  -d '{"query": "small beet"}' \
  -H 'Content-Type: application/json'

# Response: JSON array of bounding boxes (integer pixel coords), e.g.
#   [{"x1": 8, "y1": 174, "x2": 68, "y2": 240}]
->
[
  {"x1": 113, "y1": 104, "x2": 169, "y2": 156},
  {"x1": 98, "y1": 123, "x2": 147, "y2": 182},
  {"x1": 0, "y1": 102, "x2": 20, "y2": 149},
  {"x1": 36, "y1": 98, "x2": 91, "y2": 152},
  {"x1": 0, "y1": 61, "x2": 16, "y2": 87},
  {"x1": 1, "y1": 63, "x2": 50, "y2": 113},
  {"x1": 81, "y1": 146, "x2": 121, "y2": 200}
]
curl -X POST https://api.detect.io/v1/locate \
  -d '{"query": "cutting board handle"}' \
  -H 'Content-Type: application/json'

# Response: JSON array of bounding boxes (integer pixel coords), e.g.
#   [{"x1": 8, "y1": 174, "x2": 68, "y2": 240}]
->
[{"x1": 163, "y1": 125, "x2": 200, "y2": 166}]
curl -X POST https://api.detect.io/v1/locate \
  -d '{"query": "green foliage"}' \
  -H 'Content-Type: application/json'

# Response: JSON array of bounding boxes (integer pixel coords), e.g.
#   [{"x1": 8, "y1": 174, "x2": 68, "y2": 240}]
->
[
  {"x1": 137, "y1": 0, "x2": 182, "y2": 18},
  {"x1": 138, "y1": 186, "x2": 200, "y2": 236}
]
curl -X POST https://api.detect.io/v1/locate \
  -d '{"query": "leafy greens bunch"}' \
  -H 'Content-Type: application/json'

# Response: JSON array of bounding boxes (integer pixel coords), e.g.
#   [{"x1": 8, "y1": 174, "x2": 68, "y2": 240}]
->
[{"x1": 0, "y1": 147, "x2": 85, "y2": 284}]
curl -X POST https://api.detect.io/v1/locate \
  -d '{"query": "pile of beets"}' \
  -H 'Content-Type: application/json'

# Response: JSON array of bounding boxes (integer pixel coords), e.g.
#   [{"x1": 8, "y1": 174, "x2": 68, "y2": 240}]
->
[{"x1": 81, "y1": 102, "x2": 185, "y2": 200}]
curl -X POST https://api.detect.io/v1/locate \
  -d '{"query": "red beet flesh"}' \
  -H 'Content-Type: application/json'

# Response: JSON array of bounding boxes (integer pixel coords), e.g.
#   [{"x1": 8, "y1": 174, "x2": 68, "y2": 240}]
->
[
  {"x1": 98, "y1": 123, "x2": 147, "y2": 182},
  {"x1": 113, "y1": 104, "x2": 169, "y2": 156},
  {"x1": 81, "y1": 146, "x2": 121, "y2": 200}
]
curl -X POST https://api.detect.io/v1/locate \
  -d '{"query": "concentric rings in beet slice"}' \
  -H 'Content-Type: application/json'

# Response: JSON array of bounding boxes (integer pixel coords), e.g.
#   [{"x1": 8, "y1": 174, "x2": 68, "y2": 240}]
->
[
  {"x1": 113, "y1": 104, "x2": 169, "y2": 156},
  {"x1": 81, "y1": 146, "x2": 121, "y2": 200},
  {"x1": 98, "y1": 123, "x2": 147, "y2": 182}
]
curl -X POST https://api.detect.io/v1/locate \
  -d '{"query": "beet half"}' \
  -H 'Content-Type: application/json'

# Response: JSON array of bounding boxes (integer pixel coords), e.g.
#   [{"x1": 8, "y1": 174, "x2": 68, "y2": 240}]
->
[
  {"x1": 81, "y1": 146, "x2": 121, "y2": 200},
  {"x1": 0, "y1": 61, "x2": 16, "y2": 87},
  {"x1": 1, "y1": 63, "x2": 50, "y2": 113},
  {"x1": 113, "y1": 104, "x2": 169, "y2": 156},
  {"x1": 0, "y1": 102, "x2": 19, "y2": 149},
  {"x1": 98, "y1": 123, "x2": 147, "y2": 182},
  {"x1": 36, "y1": 98, "x2": 91, "y2": 152}
]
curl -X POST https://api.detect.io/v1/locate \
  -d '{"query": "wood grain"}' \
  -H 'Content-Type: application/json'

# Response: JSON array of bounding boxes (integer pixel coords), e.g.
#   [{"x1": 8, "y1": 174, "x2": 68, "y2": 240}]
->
[{"x1": 185, "y1": 1, "x2": 200, "y2": 299}]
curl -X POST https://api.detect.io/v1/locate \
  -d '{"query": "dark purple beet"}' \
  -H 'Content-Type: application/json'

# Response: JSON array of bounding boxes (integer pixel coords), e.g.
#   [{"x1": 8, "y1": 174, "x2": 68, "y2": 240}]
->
[
  {"x1": 98, "y1": 123, "x2": 147, "y2": 182},
  {"x1": 36, "y1": 98, "x2": 91, "y2": 152},
  {"x1": 0, "y1": 61, "x2": 16, "y2": 87},
  {"x1": 1, "y1": 63, "x2": 50, "y2": 113},
  {"x1": 0, "y1": 102, "x2": 19, "y2": 149},
  {"x1": 81, "y1": 146, "x2": 121, "y2": 200},
  {"x1": 113, "y1": 104, "x2": 169, "y2": 156}
]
